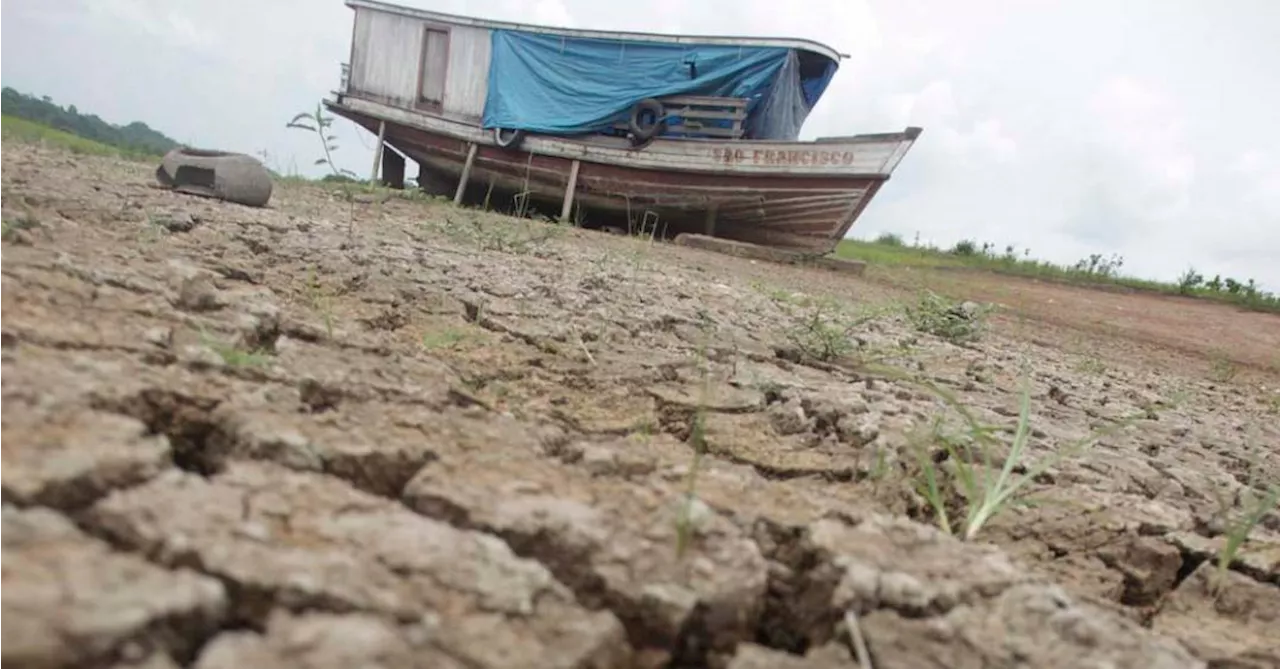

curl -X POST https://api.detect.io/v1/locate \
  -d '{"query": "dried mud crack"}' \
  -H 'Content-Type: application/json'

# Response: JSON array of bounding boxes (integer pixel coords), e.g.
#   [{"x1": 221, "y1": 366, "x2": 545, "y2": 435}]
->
[{"x1": 4, "y1": 143, "x2": 1280, "y2": 668}]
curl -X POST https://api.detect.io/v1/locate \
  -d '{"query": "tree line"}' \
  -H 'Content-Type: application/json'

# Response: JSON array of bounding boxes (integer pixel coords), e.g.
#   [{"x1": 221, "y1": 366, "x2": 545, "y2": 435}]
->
[{"x1": 1, "y1": 87, "x2": 179, "y2": 156}]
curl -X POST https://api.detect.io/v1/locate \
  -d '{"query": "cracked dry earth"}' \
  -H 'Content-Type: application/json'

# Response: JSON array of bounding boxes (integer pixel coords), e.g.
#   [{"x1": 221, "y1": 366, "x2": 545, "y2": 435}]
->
[{"x1": 3, "y1": 142, "x2": 1279, "y2": 669}]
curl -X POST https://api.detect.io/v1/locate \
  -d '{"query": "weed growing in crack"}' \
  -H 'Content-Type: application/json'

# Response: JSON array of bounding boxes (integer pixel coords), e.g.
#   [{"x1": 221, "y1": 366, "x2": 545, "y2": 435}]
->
[
  {"x1": 1213, "y1": 484, "x2": 1279, "y2": 592},
  {"x1": 1211, "y1": 430, "x2": 1279, "y2": 593},
  {"x1": 1208, "y1": 352, "x2": 1238, "y2": 384},
  {"x1": 304, "y1": 266, "x2": 336, "y2": 339},
  {"x1": 908, "y1": 385, "x2": 1053, "y2": 540},
  {"x1": 570, "y1": 324, "x2": 596, "y2": 366},
  {"x1": 785, "y1": 301, "x2": 858, "y2": 361},
  {"x1": 1263, "y1": 390, "x2": 1280, "y2": 415},
  {"x1": 858, "y1": 362, "x2": 1142, "y2": 540},
  {"x1": 905, "y1": 290, "x2": 990, "y2": 344},
  {"x1": 843, "y1": 609, "x2": 875, "y2": 669},
  {"x1": 1075, "y1": 357, "x2": 1108, "y2": 376},
  {"x1": 421, "y1": 328, "x2": 472, "y2": 351},
  {"x1": 2, "y1": 211, "x2": 43, "y2": 241},
  {"x1": 675, "y1": 315, "x2": 715, "y2": 559},
  {"x1": 629, "y1": 417, "x2": 656, "y2": 445},
  {"x1": 433, "y1": 213, "x2": 564, "y2": 255},
  {"x1": 199, "y1": 329, "x2": 272, "y2": 368},
  {"x1": 773, "y1": 293, "x2": 894, "y2": 362}
]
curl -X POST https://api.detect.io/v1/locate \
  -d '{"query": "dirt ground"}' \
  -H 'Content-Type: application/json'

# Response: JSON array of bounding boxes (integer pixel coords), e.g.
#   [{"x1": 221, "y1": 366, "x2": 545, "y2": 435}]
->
[{"x1": 3, "y1": 142, "x2": 1278, "y2": 669}]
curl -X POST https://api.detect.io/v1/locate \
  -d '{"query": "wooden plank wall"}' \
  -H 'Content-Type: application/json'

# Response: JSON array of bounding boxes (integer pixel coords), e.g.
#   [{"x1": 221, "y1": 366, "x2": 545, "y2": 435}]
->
[
  {"x1": 442, "y1": 26, "x2": 490, "y2": 120},
  {"x1": 349, "y1": 9, "x2": 422, "y2": 109},
  {"x1": 348, "y1": 8, "x2": 491, "y2": 122}
]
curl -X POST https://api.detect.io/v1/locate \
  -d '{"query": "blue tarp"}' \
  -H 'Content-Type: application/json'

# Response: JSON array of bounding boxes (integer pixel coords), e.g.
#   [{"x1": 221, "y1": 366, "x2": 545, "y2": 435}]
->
[
  {"x1": 802, "y1": 60, "x2": 837, "y2": 107},
  {"x1": 481, "y1": 30, "x2": 835, "y2": 140}
]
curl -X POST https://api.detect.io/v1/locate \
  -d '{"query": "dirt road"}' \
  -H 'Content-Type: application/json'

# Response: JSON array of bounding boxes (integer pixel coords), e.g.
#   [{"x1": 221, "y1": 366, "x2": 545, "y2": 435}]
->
[{"x1": 3, "y1": 143, "x2": 1277, "y2": 668}]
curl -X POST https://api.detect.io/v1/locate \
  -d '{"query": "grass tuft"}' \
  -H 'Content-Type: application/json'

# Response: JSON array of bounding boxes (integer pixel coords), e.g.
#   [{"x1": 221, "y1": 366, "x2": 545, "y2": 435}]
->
[
  {"x1": 859, "y1": 363, "x2": 1142, "y2": 540},
  {"x1": 2, "y1": 211, "x2": 43, "y2": 241},
  {"x1": 1214, "y1": 484, "x2": 1279, "y2": 593},
  {"x1": 675, "y1": 315, "x2": 715, "y2": 559},
  {"x1": 904, "y1": 290, "x2": 989, "y2": 344},
  {"x1": 201, "y1": 332, "x2": 272, "y2": 368},
  {"x1": 304, "y1": 266, "x2": 336, "y2": 339},
  {"x1": 421, "y1": 328, "x2": 473, "y2": 351}
]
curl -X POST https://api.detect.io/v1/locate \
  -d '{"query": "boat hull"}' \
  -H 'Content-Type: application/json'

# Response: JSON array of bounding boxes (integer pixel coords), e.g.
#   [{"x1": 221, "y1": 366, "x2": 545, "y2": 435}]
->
[{"x1": 326, "y1": 95, "x2": 918, "y2": 253}]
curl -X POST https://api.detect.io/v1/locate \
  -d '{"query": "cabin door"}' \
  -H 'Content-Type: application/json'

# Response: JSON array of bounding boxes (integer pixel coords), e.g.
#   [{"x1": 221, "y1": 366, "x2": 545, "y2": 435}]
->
[{"x1": 417, "y1": 27, "x2": 449, "y2": 111}]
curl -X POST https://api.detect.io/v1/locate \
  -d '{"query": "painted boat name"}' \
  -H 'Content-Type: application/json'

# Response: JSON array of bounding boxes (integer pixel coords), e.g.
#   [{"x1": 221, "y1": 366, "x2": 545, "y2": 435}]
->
[{"x1": 711, "y1": 147, "x2": 856, "y2": 166}]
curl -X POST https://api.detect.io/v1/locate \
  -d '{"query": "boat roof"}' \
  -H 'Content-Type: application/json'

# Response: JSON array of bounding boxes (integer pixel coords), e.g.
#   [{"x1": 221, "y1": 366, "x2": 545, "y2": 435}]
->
[{"x1": 345, "y1": 0, "x2": 844, "y2": 65}]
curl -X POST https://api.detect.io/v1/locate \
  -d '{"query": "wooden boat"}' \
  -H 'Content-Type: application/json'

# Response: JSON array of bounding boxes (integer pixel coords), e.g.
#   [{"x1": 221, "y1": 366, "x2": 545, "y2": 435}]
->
[{"x1": 325, "y1": 0, "x2": 922, "y2": 254}]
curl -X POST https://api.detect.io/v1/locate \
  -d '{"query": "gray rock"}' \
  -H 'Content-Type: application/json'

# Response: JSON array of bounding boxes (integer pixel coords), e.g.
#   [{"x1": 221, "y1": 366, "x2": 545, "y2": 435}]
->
[
  {"x1": 768, "y1": 399, "x2": 810, "y2": 436},
  {"x1": 175, "y1": 274, "x2": 222, "y2": 312},
  {"x1": 156, "y1": 213, "x2": 197, "y2": 233}
]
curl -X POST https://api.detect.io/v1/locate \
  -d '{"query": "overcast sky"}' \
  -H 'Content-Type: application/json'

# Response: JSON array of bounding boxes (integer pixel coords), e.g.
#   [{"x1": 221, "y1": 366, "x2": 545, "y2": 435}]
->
[{"x1": 4, "y1": 0, "x2": 1278, "y2": 289}]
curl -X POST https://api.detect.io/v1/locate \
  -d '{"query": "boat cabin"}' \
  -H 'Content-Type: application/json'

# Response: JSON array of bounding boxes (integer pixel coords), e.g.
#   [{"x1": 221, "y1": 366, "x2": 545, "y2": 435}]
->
[
  {"x1": 340, "y1": 0, "x2": 843, "y2": 146},
  {"x1": 326, "y1": 0, "x2": 921, "y2": 254}
]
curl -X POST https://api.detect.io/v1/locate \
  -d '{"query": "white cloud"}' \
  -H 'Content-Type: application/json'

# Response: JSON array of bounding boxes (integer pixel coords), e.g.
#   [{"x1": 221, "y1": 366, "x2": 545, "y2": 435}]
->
[
  {"x1": 86, "y1": 0, "x2": 222, "y2": 52},
  {"x1": 2, "y1": 0, "x2": 1277, "y2": 289}
]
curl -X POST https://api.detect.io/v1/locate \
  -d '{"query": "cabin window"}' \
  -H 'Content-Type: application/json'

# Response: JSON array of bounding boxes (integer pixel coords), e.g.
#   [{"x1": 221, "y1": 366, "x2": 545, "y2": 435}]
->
[{"x1": 418, "y1": 27, "x2": 449, "y2": 108}]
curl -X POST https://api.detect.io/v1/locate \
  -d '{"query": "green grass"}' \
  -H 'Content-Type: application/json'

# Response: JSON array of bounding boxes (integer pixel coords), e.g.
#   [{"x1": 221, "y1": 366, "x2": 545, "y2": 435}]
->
[
  {"x1": 902, "y1": 370, "x2": 1146, "y2": 540},
  {"x1": 835, "y1": 237, "x2": 1280, "y2": 314},
  {"x1": 2, "y1": 115, "x2": 159, "y2": 161},
  {"x1": 2, "y1": 212, "x2": 43, "y2": 241},
  {"x1": 1215, "y1": 484, "x2": 1279, "y2": 593},
  {"x1": 421, "y1": 328, "x2": 473, "y2": 351}
]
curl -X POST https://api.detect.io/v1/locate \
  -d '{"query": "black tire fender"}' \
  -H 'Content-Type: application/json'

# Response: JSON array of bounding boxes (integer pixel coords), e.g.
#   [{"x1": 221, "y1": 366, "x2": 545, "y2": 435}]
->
[
  {"x1": 494, "y1": 127, "x2": 526, "y2": 150},
  {"x1": 628, "y1": 98, "x2": 666, "y2": 145}
]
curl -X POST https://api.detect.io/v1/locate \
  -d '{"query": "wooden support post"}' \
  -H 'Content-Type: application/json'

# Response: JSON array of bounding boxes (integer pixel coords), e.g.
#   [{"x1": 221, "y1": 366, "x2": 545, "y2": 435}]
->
[
  {"x1": 381, "y1": 147, "x2": 405, "y2": 190},
  {"x1": 704, "y1": 203, "x2": 718, "y2": 236},
  {"x1": 454, "y1": 142, "x2": 478, "y2": 205},
  {"x1": 560, "y1": 159, "x2": 581, "y2": 222},
  {"x1": 369, "y1": 120, "x2": 386, "y2": 184}
]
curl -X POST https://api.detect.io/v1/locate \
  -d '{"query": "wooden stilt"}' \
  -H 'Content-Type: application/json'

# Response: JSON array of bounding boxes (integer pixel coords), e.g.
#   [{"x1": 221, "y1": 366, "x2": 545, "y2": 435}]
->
[
  {"x1": 560, "y1": 159, "x2": 581, "y2": 222},
  {"x1": 704, "y1": 203, "x2": 718, "y2": 236},
  {"x1": 454, "y1": 142, "x2": 478, "y2": 205},
  {"x1": 381, "y1": 147, "x2": 405, "y2": 190},
  {"x1": 369, "y1": 120, "x2": 386, "y2": 183}
]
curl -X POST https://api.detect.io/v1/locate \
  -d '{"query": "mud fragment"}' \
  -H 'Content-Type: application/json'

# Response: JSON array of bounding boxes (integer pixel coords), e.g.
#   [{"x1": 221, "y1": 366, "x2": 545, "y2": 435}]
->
[
  {"x1": 1, "y1": 408, "x2": 171, "y2": 509},
  {"x1": 2, "y1": 506, "x2": 226, "y2": 668},
  {"x1": 763, "y1": 515, "x2": 1201, "y2": 668},
  {"x1": 207, "y1": 402, "x2": 447, "y2": 496},
  {"x1": 402, "y1": 448, "x2": 768, "y2": 666},
  {"x1": 1096, "y1": 535, "x2": 1183, "y2": 606},
  {"x1": 1153, "y1": 561, "x2": 1280, "y2": 668},
  {"x1": 649, "y1": 382, "x2": 763, "y2": 414},
  {"x1": 86, "y1": 462, "x2": 630, "y2": 668},
  {"x1": 192, "y1": 610, "x2": 465, "y2": 669},
  {"x1": 726, "y1": 642, "x2": 856, "y2": 669},
  {"x1": 859, "y1": 584, "x2": 1202, "y2": 669}
]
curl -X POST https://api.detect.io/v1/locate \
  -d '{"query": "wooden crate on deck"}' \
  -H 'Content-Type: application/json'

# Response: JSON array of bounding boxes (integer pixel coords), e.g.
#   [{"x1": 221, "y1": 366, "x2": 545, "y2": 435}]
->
[{"x1": 612, "y1": 95, "x2": 748, "y2": 139}]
